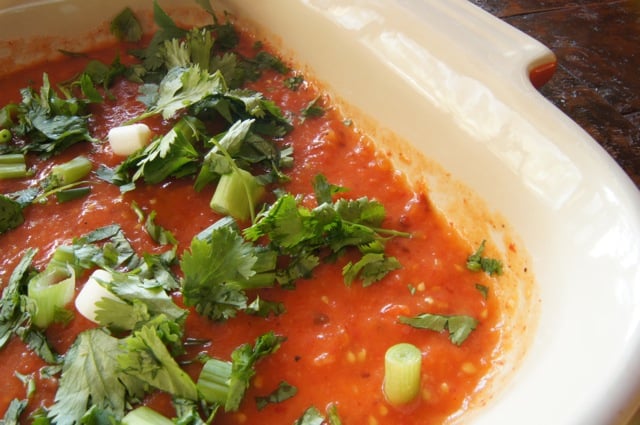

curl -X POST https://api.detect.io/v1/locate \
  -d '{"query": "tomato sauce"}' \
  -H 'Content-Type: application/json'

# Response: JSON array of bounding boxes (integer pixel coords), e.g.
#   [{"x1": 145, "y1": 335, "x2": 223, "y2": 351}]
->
[{"x1": 0, "y1": 21, "x2": 502, "y2": 425}]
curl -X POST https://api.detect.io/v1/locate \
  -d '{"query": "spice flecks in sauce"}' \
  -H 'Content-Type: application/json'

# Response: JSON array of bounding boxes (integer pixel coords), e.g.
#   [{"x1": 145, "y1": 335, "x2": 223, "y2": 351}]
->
[{"x1": 0, "y1": 6, "x2": 509, "y2": 425}]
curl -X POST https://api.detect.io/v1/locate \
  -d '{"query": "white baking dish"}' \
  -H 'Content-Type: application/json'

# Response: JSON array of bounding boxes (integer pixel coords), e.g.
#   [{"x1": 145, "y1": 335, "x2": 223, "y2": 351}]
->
[{"x1": 0, "y1": 1, "x2": 639, "y2": 424}]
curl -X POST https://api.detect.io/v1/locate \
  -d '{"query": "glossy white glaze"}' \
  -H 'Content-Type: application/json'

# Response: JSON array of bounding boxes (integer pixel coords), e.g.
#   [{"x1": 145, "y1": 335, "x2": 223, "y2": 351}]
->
[{"x1": 0, "y1": 1, "x2": 639, "y2": 424}]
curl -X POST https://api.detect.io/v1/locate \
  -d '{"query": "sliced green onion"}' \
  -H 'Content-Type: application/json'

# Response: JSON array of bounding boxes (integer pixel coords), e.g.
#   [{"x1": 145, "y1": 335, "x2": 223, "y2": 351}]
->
[
  {"x1": 0, "y1": 104, "x2": 17, "y2": 128},
  {"x1": 55, "y1": 186, "x2": 91, "y2": 203},
  {"x1": 74, "y1": 269, "x2": 123, "y2": 324},
  {"x1": 51, "y1": 155, "x2": 92, "y2": 185},
  {"x1": 210, "y1": 168, "x2": 264, "y2": 222},
  {"x1": 0, "y1": 153, "x2": 24, "y2": 164},
  {"x1": 48, "y1": 244, "x2": 83, "y2": 275},
  {"x1": 50, "y1": 245, "x2": 75, "y2": 265},
  {"x1": 0, "y1": 163, "x2": 27, "y2": 179},
  {"x1": 196, "y1": 358, "x2": 232, "y2": 405},
  {"x1": 27, "y1": 267, "x2": 75, "y2": 328},
  {"x1": 0, "y1": 128, "x2": 11, "y2": 143},
  {"x1": 121, "y1": 406, "x2": 173, "y2": 425},
  {"x1": 0, "y1": 154, "x2": 27, "y2": 179},
  {"x1": 383, "y1": 343, "x2": 422, "y2": 405}
]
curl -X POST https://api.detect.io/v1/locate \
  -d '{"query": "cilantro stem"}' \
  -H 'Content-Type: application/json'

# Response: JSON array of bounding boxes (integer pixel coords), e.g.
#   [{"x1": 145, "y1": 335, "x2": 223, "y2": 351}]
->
[
  {"x1": 123, "y1": 111, "x2": 153, "y2": 125},
  {"x1": 345, "y1": 220, "x2": 411, "y2": 240},
  {"x1": 55, "y1": 186, "x2": 91, "y2": 203},
  {"x1": 33, "y1": 181, "x2": 91, "y2": 204}
]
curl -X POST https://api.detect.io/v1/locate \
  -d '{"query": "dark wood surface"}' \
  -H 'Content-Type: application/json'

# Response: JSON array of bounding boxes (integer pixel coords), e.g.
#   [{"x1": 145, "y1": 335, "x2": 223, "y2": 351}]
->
[{"x1": 470, "y1": 0, "x2": 640, "y2": 189}]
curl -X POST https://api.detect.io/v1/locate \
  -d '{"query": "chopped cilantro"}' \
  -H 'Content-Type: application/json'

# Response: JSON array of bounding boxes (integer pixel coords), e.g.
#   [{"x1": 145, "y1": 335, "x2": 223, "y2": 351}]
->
[
  {"x1": 294, "y1": 406, "x2": 326, "y2": 425},
  {"x1": 0, "y1": 249, "x2": 59, "y2": 363},
  {"x1": 300, "y1": 96, "x2": 325, "y2": 121},
  {"x1": 113, "y1": 117, "x2": 203, "y2": 186},
  {"x1": 0, "y1": 194, "x2": 24, "y2": 234},
  {"x1": 132, "y1": 203, "x2": 177, "y2": 246},
  {"x1": 466, "y1": 240, "x2": 503, "y2": 276},
  {"x1": 110, "y1": 7, "x2": 143, "y2": 42},
  {"x1": 1, "y1": 398, "x2": 28, "y2": 424},
  {"x1": 197, "y1": 331, "x2": 284, "y2": 412},
  {"x1": 313, "y1": 173, "x2": 348, "y2": 205},
  {"x1": 7, "y1": 74, "x2": 96, "y2": 157},
  {"x1": 244, "y1": 176, "x2": 408, "y2": 287},
  {"x1": 255, "y1": 381, "x2": 297, "y2": 410},
  {"x1": 48, "y1": 328, "x2": 131, "y2": 424},
  {"x1": 398, "y1": 313, "x2": 478, "y2": 346},
  {"x1": 180, "y1": 219, "x2": 277, "y2": 321},
  {"x1": 118, "y1": 324, "x2": 198, "y2": 400},
  {"x1": 284, "y1": 75, "x2": 304, "y2": 91},
  {"x1": 343, "y1": 251, "x2": 402, "y2": 287},
  {"x1": 133, "y1": 66, "x2": 227, "y2": 122}
]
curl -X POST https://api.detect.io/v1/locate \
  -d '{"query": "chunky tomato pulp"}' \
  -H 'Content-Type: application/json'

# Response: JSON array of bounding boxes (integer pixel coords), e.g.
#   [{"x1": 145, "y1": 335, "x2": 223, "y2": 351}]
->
[{"x1": 0, "y1": 28, "x2": 501, "y2": 424}]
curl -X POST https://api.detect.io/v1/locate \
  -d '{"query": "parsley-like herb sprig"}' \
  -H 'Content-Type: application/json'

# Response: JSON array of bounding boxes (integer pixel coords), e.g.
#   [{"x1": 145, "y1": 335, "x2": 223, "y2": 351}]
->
[
  {"x1": 466, "y1": 240, "x2": 503, "y2": 276},
  {"x1": 399, "y1": 313, "x2": 478, "y2": 346},
  {"x1": 245, "y1": 174, "x2": 409, "y2": 287}
]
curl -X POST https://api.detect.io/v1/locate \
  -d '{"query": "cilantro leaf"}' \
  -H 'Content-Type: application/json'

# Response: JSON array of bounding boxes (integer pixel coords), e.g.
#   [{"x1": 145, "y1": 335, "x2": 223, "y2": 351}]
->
[
  {"x1": 343, "y1": 252, "x2": 401, "y2": 287},
  {"x1": 94, "y1": 297, "x2": 149, "y2": 332},
  {"x1": 313, "y1": 174, "x2": 348, "y2": 205},
  {"x1": 197, "y1": 331, "x2": 284, "y2": 412},
  {"x1": 0, "y1": 249, "x2": 61, "y2": 364},
  {"x1": 13, "y1": 74, "x2": 95, "y2": 156},
  {"x1": 163, "y1": 28, "x2": 214, "y2": 70},
  {"x1": 398, "y1": 313, "x2": 478, "y2": 346},
  {"x1": 48, "y1": 328, "x2": 130, "y2": 425},
  {"x1": 132, "y1": 203, "x2": 178, "y2": 246},
  {"x1": 284, "y1": 75, "x2": 304, "y2": 91},
  {"x1": 135, "y1": 66, "x2": 226, "y2": 122},
  {"x1": 180, "y1": 220, "x2": 276, "y2": 321},
  {"x1": 294, "y1": 406, "x2": 325, "y2": 425},
  {"x1": 173, "y1": 398, "x2": 214, "y2": 425},
  {"x1": 1, "y1": 398, "x2": 28, "y2": 424},
  {"x1": 244, "y1": 178, "x2": 408, "y2": 287},
  {"x1": 118, "y1": 324, "x2": 198, "y2": 400},
  {"x1": 466, "y1": 240, "x2": 503, "y2": 276},
  {"x1": 191, "y1": 88, "x2": 292, "y2": 138},
  {"x1": 0, "y1": 194, "x2": 24, "y2": 234},
  {"x1": 255, "y1": 381, "x2": 297, "y2": 410},
  {"x1": 300, "y1": 96, "x2": 324, "y2": 121},
  {"x1": 71, "y1": 225, "x2": 138, "y2": 270},
  {"x1": 130, "y1": 0, "x2": 187, "y2": 72},
  {"x1": 110, "y1": 274, "x2": 186, "y2": 323},
  {"x1": 475, "y1": 283, "x2": 489, "y2": 299},
  {"x1": 93, "y1": 271, "x2": 186, "y2": 336},
  {"x1": 114, "y1": 117, "x2": 203, "y2": 186},
  {"x1": 0, "y1": 249, "x2": 36, "y2": 349},
  {"x1": 226, "y1": 331, "x2": 284, "y2": 411}
]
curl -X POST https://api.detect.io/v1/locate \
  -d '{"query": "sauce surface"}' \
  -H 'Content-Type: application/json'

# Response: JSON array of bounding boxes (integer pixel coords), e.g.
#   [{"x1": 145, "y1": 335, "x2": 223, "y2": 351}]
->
[{"x1": 0, "y1": 13, "x2": 502, "y2": 425}]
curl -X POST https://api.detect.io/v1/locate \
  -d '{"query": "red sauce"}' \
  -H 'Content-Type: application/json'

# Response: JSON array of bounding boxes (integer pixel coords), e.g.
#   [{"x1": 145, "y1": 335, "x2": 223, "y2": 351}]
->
[{"x1": 0, "y1": 24, "x2": 501, "y2": 425}]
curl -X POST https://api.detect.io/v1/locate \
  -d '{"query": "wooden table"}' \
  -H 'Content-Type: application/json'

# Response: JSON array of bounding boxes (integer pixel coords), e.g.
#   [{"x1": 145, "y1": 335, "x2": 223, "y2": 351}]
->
[{"x1": 470, "y1": 0, "x2": 640, "y2": 190}]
